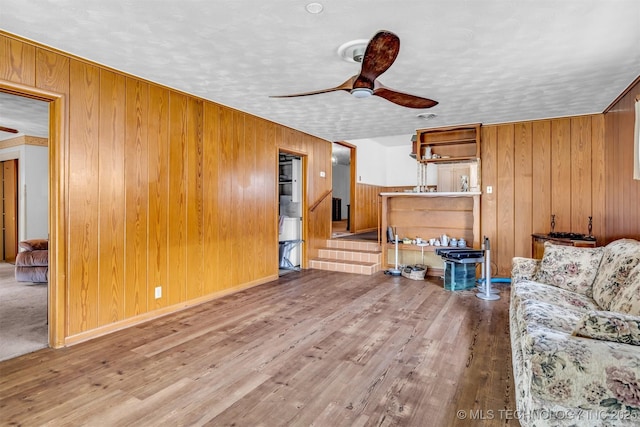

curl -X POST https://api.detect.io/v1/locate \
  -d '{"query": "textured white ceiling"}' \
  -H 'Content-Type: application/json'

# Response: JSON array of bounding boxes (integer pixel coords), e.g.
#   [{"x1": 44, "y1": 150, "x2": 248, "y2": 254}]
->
[
  {"x1": 0, "y1": 92, "x2": 48, "y2": 141},
  {"x1": 0, "y1": 0, "x2": 639, "y2": 145}
]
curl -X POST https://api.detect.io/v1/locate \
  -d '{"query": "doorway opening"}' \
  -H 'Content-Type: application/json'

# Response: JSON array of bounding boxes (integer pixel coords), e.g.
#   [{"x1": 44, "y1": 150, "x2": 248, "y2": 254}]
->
[
  {"x1": 278, "y1": 152, "x2": 303, "y2": 274},
  {"x1": 331, "y1": 141, "x2": 356, "y2": 237},
  {"x1": 0, "y1": 91, "x2": 50, "y2": 361}
]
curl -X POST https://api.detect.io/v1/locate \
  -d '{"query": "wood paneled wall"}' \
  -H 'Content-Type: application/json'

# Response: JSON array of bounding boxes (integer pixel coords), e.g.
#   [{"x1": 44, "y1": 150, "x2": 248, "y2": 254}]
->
[
  {"x1": 0, "y1": 32, "x2": 332, "y2": 343},
  {"x1": 353, "y1": 183, "x2": 384, "y2": 232},
  {"x1": 481, "y1": 116, "x2": 606, "y2": 277},
  {"x1": 352, "y1": 183, "x2": 412, "y2": 233},
  {"x1": 604, "y1": 78, "x2": 640, "y2": 242}
]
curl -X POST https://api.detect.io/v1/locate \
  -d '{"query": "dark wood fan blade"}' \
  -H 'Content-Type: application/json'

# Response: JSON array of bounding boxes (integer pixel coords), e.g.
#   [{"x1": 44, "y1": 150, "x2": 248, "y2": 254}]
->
[
  {"x1": 270, "y1": 77, "x2": 355, "y2": 98},
  {"x1": 355, "y1": 30, "x2": 400, "y2": 89},
  {"x1": 373, "y1": 84, "x2": 438, "y2": 109},
  {"x1": 0, "y1": 126, "x2": 19, "y2": 133}
]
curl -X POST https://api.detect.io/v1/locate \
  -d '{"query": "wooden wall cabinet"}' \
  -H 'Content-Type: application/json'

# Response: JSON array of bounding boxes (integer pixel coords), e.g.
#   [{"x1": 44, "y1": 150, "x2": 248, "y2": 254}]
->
[{"x1": 416, "y1": 124, "x2": 481, "y2": 163}]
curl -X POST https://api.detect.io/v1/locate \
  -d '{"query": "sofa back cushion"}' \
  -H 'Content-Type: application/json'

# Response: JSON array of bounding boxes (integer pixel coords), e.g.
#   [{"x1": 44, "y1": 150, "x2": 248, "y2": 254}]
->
[
  {"x1": 607, "y1": 262, "x2": 640, "y2": 315},
  {"x1": 592, "y1": 239, "x2": 640, "y2": 310},
  {"x1": 533, "y1": 242, "x2": 604, "y2": 297},
  {"x1": 18, "y1": 238, "x2": 48, "y2": 251}
]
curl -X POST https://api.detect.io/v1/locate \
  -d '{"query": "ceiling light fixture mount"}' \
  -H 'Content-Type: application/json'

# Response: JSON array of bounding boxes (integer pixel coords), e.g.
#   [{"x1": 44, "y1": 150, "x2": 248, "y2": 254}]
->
[
  {"x1": 417, "y1": 113, "x2": 437, "y2": 120},
  {"x1": 337, "y1": 39, "x2": 369, "y2": 63},
  {"x1": 305, "y1": 2, "x2": 324, "y2": 14}
]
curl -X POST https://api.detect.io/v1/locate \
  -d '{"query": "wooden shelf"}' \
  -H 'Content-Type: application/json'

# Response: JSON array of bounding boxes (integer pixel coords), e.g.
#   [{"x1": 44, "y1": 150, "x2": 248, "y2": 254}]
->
[
  {"x1": 416, "y1": 124, "x2": 480, "y2": 163},
  {"x1": 423, "y1": 138, "x2": 477, "y2": 146},
  {"x1": 419, "y1": 156, "x2": 477, "y2": 164},
  {"x1": 380, "y1": 193, "x2": 480, "y2": 270}
]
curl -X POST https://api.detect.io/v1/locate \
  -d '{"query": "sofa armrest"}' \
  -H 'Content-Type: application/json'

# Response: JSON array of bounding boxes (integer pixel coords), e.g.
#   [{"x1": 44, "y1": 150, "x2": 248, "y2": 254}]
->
[
  {"x1": 511, "y1": 257, "x2": 540, "y2": 284},
  {"x1": 18, "y1": 238, "x2": 48, "y2": 251}
]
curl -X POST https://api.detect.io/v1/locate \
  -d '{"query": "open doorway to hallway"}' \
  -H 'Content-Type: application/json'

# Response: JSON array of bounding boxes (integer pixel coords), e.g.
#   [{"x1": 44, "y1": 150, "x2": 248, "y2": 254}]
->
[{"x1": 331, "y1": 142, "x2": 355, "y2": 237}]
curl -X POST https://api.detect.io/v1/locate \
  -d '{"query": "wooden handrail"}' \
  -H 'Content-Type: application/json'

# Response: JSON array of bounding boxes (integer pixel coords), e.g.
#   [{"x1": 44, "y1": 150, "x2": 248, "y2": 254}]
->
[{"x1": 309, "y1": 189, "x2": 332, "y2": 213}]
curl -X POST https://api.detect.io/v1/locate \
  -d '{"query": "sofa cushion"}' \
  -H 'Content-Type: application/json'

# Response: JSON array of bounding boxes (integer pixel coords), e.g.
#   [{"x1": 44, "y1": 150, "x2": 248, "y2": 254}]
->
[
  {"x1": 607, "y1": 263, "x2": 640, "y2": 315},
  {"x1": 592, "y1": 239, "x2": 640, "y2": 310},
  {"x1": 534, "y1": 242, "x2": 604, "y2": 297},
  {"x1": 520, "y1": 299, "x2": 586, "y2": 335},
  {"x1": 512, "y1": 281, "x2": 600, "y2": 313},
  {"x1": 573, "y1": 310, "x2": 640, "y2": 345},
  {"x1": 18, "y1": 238, "x2": 48, "y2": 251},
  {"x1": 522, "y1": 327, "x2": 640, "y2": 414}
]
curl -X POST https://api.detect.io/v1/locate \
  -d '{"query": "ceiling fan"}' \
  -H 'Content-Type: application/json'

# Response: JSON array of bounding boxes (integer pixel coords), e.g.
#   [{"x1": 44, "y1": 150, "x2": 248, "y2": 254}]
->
[{"x1": 270, "y1": 30, "x2": 438, "y2": 109}]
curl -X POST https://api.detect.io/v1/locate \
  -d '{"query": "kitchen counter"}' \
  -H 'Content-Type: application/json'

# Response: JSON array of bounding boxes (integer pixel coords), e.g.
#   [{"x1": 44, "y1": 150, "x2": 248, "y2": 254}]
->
[
  {"x1": 380, "y1": 191, "x2": 481, "y2": 197},
  {"x1": 380, "y1": 192, "x2": 481, "y2": 275}
]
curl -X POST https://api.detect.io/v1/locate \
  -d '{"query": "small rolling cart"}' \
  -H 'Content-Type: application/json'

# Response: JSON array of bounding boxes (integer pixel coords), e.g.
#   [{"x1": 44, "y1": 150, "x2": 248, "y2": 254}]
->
[{"x1": 436, "y1": 237, "x2": 500, "y2": 300}]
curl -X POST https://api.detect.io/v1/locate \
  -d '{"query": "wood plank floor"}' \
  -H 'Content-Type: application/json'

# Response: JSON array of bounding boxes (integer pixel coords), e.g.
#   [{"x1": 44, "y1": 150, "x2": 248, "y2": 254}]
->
[{"x1": 0, "y1": 270, "x2": 516, "y2": 426}]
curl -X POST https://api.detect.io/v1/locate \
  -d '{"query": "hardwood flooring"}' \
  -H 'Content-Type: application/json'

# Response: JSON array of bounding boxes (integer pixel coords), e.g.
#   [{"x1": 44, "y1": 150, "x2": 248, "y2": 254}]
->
[
  {"x1": 332, "y1": 220, "x2": 348, "y2": 232},
  {"x1": 0, "y1": 270, "x2": 516, "y2": 426}
]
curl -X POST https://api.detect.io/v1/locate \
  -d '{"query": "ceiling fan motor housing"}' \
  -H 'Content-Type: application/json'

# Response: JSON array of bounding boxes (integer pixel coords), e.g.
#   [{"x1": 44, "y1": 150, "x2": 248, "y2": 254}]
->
[{"x1": 352, "y1": 46, "x2": 365, "y2": 62}]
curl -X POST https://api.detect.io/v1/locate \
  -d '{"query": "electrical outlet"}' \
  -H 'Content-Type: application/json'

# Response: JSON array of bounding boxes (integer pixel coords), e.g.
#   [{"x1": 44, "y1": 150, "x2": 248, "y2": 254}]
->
[
  {"x1": 486, "y1": 186, "x2": 493, "y2": 194},
  {"x1": 155, "y1": 286, "x2": 162, "y2": 299}
]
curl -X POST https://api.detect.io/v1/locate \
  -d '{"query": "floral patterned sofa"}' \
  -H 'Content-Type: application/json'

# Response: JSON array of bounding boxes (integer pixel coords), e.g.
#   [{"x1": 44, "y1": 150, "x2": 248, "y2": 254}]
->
[{"x1": 510, "y1": 238, "x2": 640, "y2": 426}]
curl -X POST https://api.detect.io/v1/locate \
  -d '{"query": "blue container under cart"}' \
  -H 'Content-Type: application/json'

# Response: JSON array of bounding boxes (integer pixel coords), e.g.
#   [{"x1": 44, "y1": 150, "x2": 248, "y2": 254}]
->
[
  {"x1": 444, "y1": 261, "x2": 477, "y2": 290},
  {"x1": 436, "y1": 248, "x2": 484, "y2": 291}
]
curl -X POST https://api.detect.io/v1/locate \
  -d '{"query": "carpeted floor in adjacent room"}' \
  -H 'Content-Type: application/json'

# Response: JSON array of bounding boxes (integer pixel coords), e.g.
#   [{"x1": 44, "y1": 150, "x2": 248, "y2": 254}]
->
[{"x1": 0, "y1": 261, "x2": 48, "y2": 362}]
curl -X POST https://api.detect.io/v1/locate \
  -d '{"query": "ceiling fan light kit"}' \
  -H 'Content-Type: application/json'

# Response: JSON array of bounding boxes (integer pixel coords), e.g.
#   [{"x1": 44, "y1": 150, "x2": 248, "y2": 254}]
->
[
  {"x1": 351, "y1": 88, "x2": 373, "y2": 98},
  {"x1": 271, "y1": 30, "x2": 438, "y2": 109},
  {"x1": 417, "y1": 113, "x2": 437, "y2": 121}
]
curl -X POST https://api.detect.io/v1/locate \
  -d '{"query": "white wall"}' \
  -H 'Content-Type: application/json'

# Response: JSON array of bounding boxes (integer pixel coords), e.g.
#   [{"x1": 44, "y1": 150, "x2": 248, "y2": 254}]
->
[
  {"x1": 23, "y1": 145, "x2": 49, "y2": 239},
  {"x1": 346, "y1": 137, "x2": 418, "y2": 187},
  {"x1": 0, "y1": 144, "x2": 49, "y2": 242},
  {"x1": 385, "y1": 145, "x2": 419, "y2": 187},
  {"x1": 332, "y1": 163, "x2": 350, "y2": 219},
  {"x1": 346, "y1": 138, "x2": 385, "y2": 186}
]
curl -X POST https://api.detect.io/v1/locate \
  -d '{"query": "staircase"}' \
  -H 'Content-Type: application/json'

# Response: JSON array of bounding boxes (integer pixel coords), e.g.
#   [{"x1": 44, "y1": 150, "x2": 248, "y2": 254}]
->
[{"x1": 309, "y1": 239, "x2": 382, "y2": 275}]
